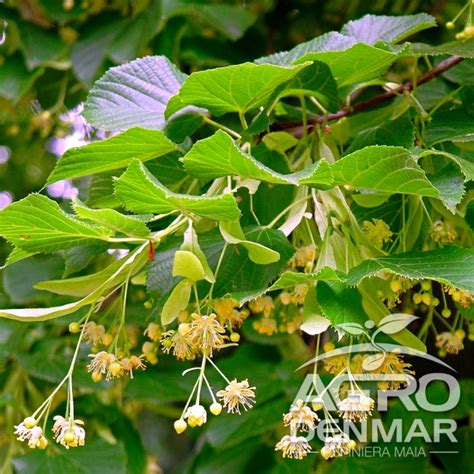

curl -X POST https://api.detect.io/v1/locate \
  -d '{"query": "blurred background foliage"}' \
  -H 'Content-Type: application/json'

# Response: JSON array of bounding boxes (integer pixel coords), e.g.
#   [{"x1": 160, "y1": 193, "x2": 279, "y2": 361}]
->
[{"x1": 0, "y1": 1, "x2": 472, "y2": 473}]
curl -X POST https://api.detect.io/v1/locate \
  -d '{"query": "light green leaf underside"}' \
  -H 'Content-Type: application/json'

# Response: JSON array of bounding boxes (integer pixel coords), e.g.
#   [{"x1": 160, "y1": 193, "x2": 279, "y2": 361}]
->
[
  {"x1": 0, "y1": 244, "x2": 148, "y2": 321},
  {"x1": 346, "y1": 246, "x2": 474, "y2": 293},
  {"x1": 161, "y1": 279, "x2": 192, "y2": 325},
  {"x1": 358, "y1": 280, "x2": 426, "y2": 352},
  {"x1": 0, "y1": 194, "x2": 112, "y2": 254},
  {"x1": 269, "y1": 267, "x2": 343, "y2": 291},
  {"x1": 332, "y1": 146, "x2": 440, "y2": 198},
  {"x1": 165, "y1": 62, "x2": 309, "y2": 117},
  {"x1": 219, "y1": 221, "x2": 280, "y2": 264},
  {"x1": 35, "y1": 249, "x2": 146, "y2": 297},
  {"x1": 341, "y1": 13, "x2": 436, "y2": 45},
  {"x1": 115, "y1": 159, "x2": 241, "y2": 221},
  {"x1": 72, "y1": 198, "x2": 150, "y2": 237},
  {"x1": 183, "y1": 130, "x2": 333, "y2": 186},
  {"x1": 47, "y1": 127, "x2": 177, "y2": 184}
]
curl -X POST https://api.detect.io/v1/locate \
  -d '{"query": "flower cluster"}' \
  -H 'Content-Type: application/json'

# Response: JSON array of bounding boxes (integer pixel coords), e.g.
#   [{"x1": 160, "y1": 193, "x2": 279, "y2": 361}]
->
[
  {"x1": 14, "y1": 415, "x2": 86, "y2": 450},
  {"x1": 87, "y1": 351, "x2": 147, "y2": 381}
]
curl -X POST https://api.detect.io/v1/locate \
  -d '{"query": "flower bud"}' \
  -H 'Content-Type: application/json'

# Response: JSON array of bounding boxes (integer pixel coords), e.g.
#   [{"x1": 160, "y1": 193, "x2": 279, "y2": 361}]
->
[
  {"x1": 320, "y1": 446, "x2": 332, "y2": 460},
  {"x1": 210, "y1": 402, "x2": 222, "y2": 416},
  {"x1": 24, "y1": 417, "x2": 37, "y2": 429},
  {"x1": 69, "y1": 322, "x2": 81, "y2": 333},
  {"x1": 230, "y1": 332, "x2": 240, "y2": 343},
  {"x1": 174, "y1": 419, "x2": 187, "y2": 434}
]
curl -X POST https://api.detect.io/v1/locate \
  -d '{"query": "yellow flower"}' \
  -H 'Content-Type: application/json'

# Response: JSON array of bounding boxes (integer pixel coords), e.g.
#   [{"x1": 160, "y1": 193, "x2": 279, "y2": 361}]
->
[
  {"x1": 184, "y1": 405, "x2": 207, "y2": 427},
  {"x1": 189, "y1": 313, "x2": 227, "y2": 355},
  {"x1": 248, "y1": 296, "x2": 274, "y2": 317},
  {"x1": 83, "y1": 321, "x2": 106, "y2": 345},
  {"x1": 214, "y1": 298, "x2": 249, "y2": 328},
  {"x1": 253, "y1": 317, "x2": 278, "y2": 336},
  {"x1": 446, "y1": 286, "x2": 473, "y2": 308},
  {"x1": 275, "y1": 435, "x2": 312, "y2": 459},
  {"x1": 289, "y1": 245, "x2": 316, "y2": 269},
  {"x1": 323, "y1": 352, "x2": 347, "y2": 375},
  {"x1": 436, "y1": 332, "x2": 464, "y2": 355},
  {"x1": 52, "y1": 416, "x2": 85, "y2": 449},
  {"x1": 144, "y1": 323, "x2": 162, "y2": 341},
  {"x1": 322, "y1": 433, "x2": 352, "y2": 458},
  {"x1": 369, "y1": 352, "x2": 415, "y2": 391},
  {"x1": 363, "y1": 219, "x2": 393, "y2": 248},
  {"x1": 216, "y1": 379, "x2": 256, "y2": 414},
  {"x1": 430, "y1": 220, "x2": 457, "y2": 243},
  {"x1": 120, "y1": 355, "x2": 147, "y2": 379},
  {"x1": 290, "y1": 284, "x2": 308, "y2": 305},
  {"x1": 87, "y1": 351, "x2": 116, "y2": 380},
  {"x1": 161, "y1": 330, "x2": 197, "y2": 361},
  {"x1": 283, "y1": 399, "x2": 319, "y2": 431},
  {"x1": 337, "y1": 391, "x2": 374, "y2": 422},
  {"x1": 14, "y1": 420, "x2": 48, "y2": 449}
]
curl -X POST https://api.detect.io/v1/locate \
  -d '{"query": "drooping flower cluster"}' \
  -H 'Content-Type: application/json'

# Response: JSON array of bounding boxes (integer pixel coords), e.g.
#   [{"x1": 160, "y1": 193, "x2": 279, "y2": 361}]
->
[{"x1": 52, "y1": 416, "x2": 86, "y2": 449}]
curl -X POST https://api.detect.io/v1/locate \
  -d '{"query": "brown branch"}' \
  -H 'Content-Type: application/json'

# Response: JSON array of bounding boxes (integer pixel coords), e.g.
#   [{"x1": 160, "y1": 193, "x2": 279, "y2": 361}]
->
[{"x1": 271, "y1": 55, "x2": 464, "y2": 134}]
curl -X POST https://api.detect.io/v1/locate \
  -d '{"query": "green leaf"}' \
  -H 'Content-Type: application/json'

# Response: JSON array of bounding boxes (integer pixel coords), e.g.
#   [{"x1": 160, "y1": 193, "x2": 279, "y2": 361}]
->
[
  {"x1": 161, "y1": 279, "x2": 192, "y2": 325},
  {"x1": 71, "y1": 17, "x2": 125, "y2": 87},
  {"x1": 180, "y1": 224, "x2": 215, "y2": 283},
  {"x1": 331, "y1": 146, "x2": 440, "y2": 198},
  {"x1": 163, "y1": 1, "x2": 256, "y2": 41},
  {"x1": 347, "y1": 246, "x2": 474, "y2": 293},
  {"x1": 206, "y1": 398, "x2": 288, "y2": 449},
  {"x1": 3, "y1": 256, "x2": 64, "y2": 305},
  {"x1": 269, "y1": 267, "x2": 343, "y2": 291},
  {"x1": 108, "y1": 5, "x2": 162, "y2": 63},
  {"x1": 17, "y1": 22, "x2": 68, "y2": 70},
  {"x1": 0, "y1": 244, "x2": 148, "y2": 321},
  {"x1": 255, "y1": 31, "x2": 356, "y2": 66},
  {"x1": 72, "y1": 199, "x2": 150, "y2": 237},
  {"x1": 183, "y1": 130, "x2": 332, "y2": 186},
  {"x1": 341, "y1": 13, "x2": 436, "y2": 44},
  {"x1": 424, "y1": 108, "x2": 474, "y2": 146},
  {"x1": 164, "y1": 112, "x2": 204, "y2": 142},
  {"x1": 219, "y1": 221, "x2": 280, "y2": 264},
  {"x1": 13, "y1": 439, "x2": 127, "y2": 474},
  {"x1": 87, "y1": 173, "x2": 121, "y2": 209},
  {"x1": 47, "y1": 128, "x2": 177, "y2": 184},
  {"x1": 62, "y1": 244, "x2": 108, "y2": 277},
  {"x1": 408, "y1": 39, "x2": 474, "y2": 58},
  {"x1": 115, "y1": 160, "x2": 241, "y2": 221},
  {"x1": 295, "y1": 43, "x2": 398, "y2": 87},
  {"x1": 345, "y1": 113, "x2": 415, "y2": 154},
  {"x1": 318, "y1": 281, "x2": 368, "y2": 332},
  {"x1": 358, "y1": 280, "x2": 426, "y2": 352},
  {"x1": 165, "y1": 62, "x2": 309, "y2": 117},
  {"x1": 418, "y1": 149, "x2": 474, "y2": 181},
  {"x1": 147, "y1": 227, "x2": 294, "y2": 303},
  {"x1": 258, "y1": 42, "x2": 398, "y2": 88},
  {"x1": 83, "y1": 55, "x2": 190, "y2": 131},
  {"x1": 35, "y1": 250, "x2": 145, "y2": 297},
  {"x1": 276, "y1": 61, "x2": 339, "y2": 112},
  {"x1": 429, "y1": 164, "x2": 465, "y2": 213},
  {"x1": 0, "y1": 194, "x2": 112, "y2": 253},
  {"x1": 0, "y1": 53, "x2": 43, "y2": 103}
]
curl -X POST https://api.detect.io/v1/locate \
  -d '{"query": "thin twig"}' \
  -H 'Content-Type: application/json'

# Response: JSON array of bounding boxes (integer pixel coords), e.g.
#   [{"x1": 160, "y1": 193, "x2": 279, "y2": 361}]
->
[{"x1": 270, "y1": 55, "x2": 464, "y2": 134}]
